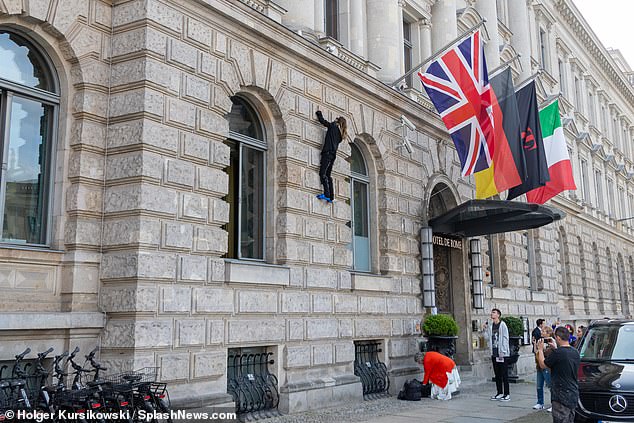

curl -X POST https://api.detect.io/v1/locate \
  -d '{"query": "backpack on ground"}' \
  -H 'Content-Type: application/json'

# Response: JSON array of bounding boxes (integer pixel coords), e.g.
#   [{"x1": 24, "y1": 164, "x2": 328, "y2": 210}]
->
[{"x1": 397, "y1": 378, "x2": 427, "y2": 401}]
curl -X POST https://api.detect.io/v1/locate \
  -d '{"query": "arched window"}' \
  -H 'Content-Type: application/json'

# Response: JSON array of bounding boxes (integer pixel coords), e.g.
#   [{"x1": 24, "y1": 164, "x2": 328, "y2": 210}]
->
[
  {"x1": 225, "y1": 96, "x2": 266, "y2": 260},
  {"x1": 350, "y1": 143, "x2": 370, "y2": 271},
  {"x1": 0, "y1": 30, "x2": 58, "y2": 245}
]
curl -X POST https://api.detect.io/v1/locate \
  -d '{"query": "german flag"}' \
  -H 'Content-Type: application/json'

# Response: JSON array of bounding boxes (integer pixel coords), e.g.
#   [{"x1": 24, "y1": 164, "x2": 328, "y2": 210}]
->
[{"x1": 475, "y1": 68, "x2": 525, "y2": 198}]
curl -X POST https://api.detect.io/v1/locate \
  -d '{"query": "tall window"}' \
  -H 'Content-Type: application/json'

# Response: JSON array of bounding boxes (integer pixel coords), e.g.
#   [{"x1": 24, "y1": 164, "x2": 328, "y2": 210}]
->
[
  {"x1": 580, "y1": 159, "x2": 589, "y2": 201},
  {"x1": 539, "y1": 29, "x2": 548, "y2": 69},
  {"x1": 226, "y1": 97, "x2": 266, "y2": 260},
  {"x1": 587, "y1": 91, "x2": 595, "y2": 124},
  {"x1": 619, "y1": 187, "x2": 626, "y2": 219},
  {"x1": 607, "y1": 178, "x2": 616, "y2": 217},
  {"x1": 350, "y1": 144, "x2": 370, "y2": 272},
  {"x1": 574, "y1": 77, "x2": 582, "y2": 112},
  {"x1": 325, "y1": 0, "x2": 339, "y2": 40},
  {"x1": 594, "y1": 169, "x2": 603, "y2": 209},
  {"x1": 403, "y1": 20, "x2": 413, "y2": 88},
  {"x1": 601, "y1": 105, "x2": 608, "y2": 134},
  {"x1": 613, "y1": 118, "x2": 620, "y2": 148},
  {"x1": 0, "y1": 31, "x2": 58, "y2": 245},
  {"x1": 558, "y1": 59, "x2": 567, "y2": 96}
]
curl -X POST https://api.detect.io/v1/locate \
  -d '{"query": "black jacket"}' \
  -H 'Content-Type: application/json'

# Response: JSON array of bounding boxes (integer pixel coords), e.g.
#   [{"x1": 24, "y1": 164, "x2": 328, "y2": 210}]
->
[{"x1": 316, "y1": 111, "x2": 342, "y2": 154}]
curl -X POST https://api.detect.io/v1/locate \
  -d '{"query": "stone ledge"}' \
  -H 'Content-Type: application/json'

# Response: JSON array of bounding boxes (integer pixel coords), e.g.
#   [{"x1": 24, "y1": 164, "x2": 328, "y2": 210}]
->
[
  {"x1": 491, "y1": 287, "x2": 514, "y2": 300},
  {"x1": 279, "y1": 374, "x2": 363, "y2": 414},
  {"x1": 0, "y1": 312, "x2": 106, "y2": 330},
  {"x1": 388, "y1": 366, "x2": 420, "y2": 378},
  {"x1": 170, "y1": 392, "x2": 234, "y2": 410},
  {"x1": 530, "y1": 291, "x2": 548, "y2": 302},
  {"x1": 280, "y1": 374, "x2": 360, "y2": 393},
  {"x1": 351, "y1": 273, "x2": 392, "y2": 292},
  {"x1": 224, "y1": 259, "x2": 290, "y2": 286}
]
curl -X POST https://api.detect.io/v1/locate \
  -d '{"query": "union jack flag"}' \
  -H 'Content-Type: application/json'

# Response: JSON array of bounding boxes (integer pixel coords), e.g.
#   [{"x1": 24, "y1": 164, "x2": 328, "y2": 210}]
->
[{"x1": 419, "y1": 30, "x2": 495, "y2": 177}]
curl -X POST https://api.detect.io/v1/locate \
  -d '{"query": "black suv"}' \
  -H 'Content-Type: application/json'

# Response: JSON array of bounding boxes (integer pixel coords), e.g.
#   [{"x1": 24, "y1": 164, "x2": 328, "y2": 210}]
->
[{"x1": 576, "y1": 320, "x2": 634, "y2": 422}]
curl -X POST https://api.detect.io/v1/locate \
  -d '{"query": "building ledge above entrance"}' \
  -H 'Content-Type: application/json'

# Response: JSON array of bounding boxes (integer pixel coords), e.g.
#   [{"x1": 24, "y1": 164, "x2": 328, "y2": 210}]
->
[
  {"x1": 224, "y1": 259, "x2": 290, "y2": 286},
  {"x1": 429, "y1": 200, "x2": 565, "y2": 237},
  {"x1": 351, "y1": 273, "x2": 393, "y2": 292}
]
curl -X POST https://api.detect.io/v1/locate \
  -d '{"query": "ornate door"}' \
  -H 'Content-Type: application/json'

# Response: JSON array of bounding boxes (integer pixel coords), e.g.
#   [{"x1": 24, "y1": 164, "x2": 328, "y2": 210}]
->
[{"x1": 434, "y1": 244, "x2": 453, "y2": 314}]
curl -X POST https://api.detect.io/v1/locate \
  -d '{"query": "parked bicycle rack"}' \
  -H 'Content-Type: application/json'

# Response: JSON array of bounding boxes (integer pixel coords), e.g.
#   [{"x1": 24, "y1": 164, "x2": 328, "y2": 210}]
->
[
  {"x1": 354, "y1": 341, "x2": 390, "y2": 399},
  {"x1": 227, "y1": 351, "x2": 280, "y2": 421}
]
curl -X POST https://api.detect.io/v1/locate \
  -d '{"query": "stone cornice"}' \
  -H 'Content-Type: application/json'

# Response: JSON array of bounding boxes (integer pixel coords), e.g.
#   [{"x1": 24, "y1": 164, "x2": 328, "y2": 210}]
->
[
  {"x1": 190, "y1": 0, "x2": 445, "y2": 132},
  {"x1": 532, "y1": 1, "x2": 557, "y2": 26},
  {"x1": 555, "y1": 0, "x2": 634, "y2": 108}
]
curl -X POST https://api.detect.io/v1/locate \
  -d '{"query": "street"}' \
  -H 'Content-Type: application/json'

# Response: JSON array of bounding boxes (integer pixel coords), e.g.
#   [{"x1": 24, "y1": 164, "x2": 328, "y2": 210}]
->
[{"x1": 260, "y1": 381, "x2": 552, "y2": 423}]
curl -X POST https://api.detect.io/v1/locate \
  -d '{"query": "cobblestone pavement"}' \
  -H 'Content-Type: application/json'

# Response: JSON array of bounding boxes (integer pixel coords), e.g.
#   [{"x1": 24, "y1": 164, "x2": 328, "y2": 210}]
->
[{"x1": 258, "y1": 381, "x2": 553, "y2": 423}]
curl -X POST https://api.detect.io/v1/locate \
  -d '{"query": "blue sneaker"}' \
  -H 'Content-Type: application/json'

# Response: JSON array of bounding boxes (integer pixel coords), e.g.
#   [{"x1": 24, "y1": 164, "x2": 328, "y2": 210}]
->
[
  {"x1": 325, "y1": 197, "x2": 333, "y2": 203},
  {"x1": 316, "y1": 194, "x2": 326, "y2": 200}
]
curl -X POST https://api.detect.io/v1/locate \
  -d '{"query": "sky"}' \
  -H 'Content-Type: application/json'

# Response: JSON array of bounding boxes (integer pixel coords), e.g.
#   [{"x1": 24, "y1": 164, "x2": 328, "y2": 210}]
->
[{"x1": 572, "y1": 0, "x2": 634, "y2": 69}]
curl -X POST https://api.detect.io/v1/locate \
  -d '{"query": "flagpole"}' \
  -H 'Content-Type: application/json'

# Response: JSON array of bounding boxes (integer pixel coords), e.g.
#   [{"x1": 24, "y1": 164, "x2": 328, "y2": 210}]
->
[
  {"x1": 488, "y1": 53, "x2": 522, "y2": 79},
  {"x1": 514, "y1": 70, "x2": 543, "y2": 92},
  {"x1": 391, "y1": 19, "x2": 487, "y2": 87}
]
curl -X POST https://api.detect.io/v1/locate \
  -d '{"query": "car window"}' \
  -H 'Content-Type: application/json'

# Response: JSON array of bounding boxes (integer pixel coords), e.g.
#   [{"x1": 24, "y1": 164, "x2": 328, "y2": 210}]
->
[{"x1": 579, "y1": 325, "x2": 634, "y2": 360}]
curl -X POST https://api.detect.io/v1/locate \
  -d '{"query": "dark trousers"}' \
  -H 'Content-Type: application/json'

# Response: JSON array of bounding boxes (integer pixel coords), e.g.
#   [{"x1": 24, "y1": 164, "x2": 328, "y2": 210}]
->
[
  {"x1": 552, "y1": 401, "x2": 575, "y2": 423},
  {"x1": 492, "y1": 356, "x2": 510, "y2": 396},
  {"x1": 319, "y1": 151, "x2": 336, "y2": 200}
]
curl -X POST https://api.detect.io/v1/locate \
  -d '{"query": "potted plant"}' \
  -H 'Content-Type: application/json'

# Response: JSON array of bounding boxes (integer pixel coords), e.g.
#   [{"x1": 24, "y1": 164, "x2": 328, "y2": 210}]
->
[
  {"x1": 500, "y1": 316, "x2": 524, "y2": 365},
  {"x1": 422, "y1": 314, "x2": 459, "y2": 358}
]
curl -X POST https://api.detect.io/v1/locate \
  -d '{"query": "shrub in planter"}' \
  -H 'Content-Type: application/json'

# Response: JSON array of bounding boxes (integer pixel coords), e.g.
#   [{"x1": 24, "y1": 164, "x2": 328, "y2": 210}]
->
[
  {"x1": 501, "y1": 316, "x2": 524, "y2": 363},
  {"x1": 422, "y1": 314, "x2": 459, "y2": 337},
  {"x1": 501, "y1": 316, "x2": 524, "y2": 337}
]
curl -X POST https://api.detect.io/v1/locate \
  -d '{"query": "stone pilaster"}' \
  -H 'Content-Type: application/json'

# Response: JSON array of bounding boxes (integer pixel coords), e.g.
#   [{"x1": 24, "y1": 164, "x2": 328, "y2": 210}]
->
[
  {"x1": 349, "y1": 0, "x2": 366, "y2": 57},
  {"x1": 431, "y1": 0, "x2": 457, "y2": 54},
  {"x1": 366, "y1": 0, "x2": 402, "y2": 82},
  {"x1": 475, "y1": 0, "x2": 500, "y2": 68},
  {"x1": 276, "y1": 0, "x2": 316, "y2": 33},
  {"x1": 508, "y1": 0, "x2": 532, "y2": 79}
]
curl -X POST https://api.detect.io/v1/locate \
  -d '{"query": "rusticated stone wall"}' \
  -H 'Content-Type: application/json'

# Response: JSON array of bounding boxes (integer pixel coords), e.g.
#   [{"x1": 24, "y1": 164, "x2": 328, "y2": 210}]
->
[{"x1": 1, "y1": 0, "x2": 633, "y2": 415}]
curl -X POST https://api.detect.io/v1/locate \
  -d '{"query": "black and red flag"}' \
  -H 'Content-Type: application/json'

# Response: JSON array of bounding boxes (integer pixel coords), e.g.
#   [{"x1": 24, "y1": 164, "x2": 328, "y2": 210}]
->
[{"x1": 507, "y1": 81, "x2": 550, "y2": 200}]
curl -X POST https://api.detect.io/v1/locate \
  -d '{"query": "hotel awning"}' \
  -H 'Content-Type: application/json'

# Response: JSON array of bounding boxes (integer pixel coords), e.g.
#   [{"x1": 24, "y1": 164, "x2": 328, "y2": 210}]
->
[{"x1": 429, "y1": 199, "x2": 565, "y2": 237}]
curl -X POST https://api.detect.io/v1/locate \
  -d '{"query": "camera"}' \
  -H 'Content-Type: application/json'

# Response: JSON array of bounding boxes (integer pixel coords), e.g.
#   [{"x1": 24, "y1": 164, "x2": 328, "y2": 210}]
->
[{"x1": 400, "y1": 115, "x2": 416, "y2": 131}]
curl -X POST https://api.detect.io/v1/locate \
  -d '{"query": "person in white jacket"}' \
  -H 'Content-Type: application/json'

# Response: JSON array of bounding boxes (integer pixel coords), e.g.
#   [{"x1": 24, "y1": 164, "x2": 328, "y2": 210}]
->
[{"x1": 483, "y1": 308, "x2": 511, "y2": 401}]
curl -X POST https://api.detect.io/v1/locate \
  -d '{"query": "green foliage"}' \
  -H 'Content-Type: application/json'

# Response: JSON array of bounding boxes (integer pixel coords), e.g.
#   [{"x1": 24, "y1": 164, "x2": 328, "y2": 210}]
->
[
  {"x1": 501, "y1": 316, "x2": 524, "y2": 337},
  {"x1": 422, "y1": 314, "x2": 459, "y2": 337}
]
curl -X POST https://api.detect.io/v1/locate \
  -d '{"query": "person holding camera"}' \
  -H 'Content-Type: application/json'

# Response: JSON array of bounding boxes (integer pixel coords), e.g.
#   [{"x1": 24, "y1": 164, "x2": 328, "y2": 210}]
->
[
  {"x1": 533, "y1": 326, "x2": 553, "y2": 411},
  {"x1": 536, "y1": 326, "x2": 581, "y2": 423},
  {"x1": 483, "y1": 308, "x2": 511, "y2": 401}
]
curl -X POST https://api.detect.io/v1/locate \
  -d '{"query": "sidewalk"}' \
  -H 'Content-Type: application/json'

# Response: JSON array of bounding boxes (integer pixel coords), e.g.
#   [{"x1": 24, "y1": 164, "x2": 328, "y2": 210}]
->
[{"x1": 260, "y1": 381, "x2": 553, "y2": 423}]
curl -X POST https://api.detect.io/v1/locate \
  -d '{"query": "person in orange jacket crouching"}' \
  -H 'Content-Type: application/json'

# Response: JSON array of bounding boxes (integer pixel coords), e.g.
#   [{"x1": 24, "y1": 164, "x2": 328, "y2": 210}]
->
[{"x1": 420, "y1": 351, "x2": 461, "y2": 400}]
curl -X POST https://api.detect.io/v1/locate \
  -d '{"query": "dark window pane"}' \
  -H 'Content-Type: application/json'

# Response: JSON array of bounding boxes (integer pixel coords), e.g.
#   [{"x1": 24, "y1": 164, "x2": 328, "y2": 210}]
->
[
  {"x1": 352, "y1": 179, "x2": 370, "y2": 271},
  {"x1": 228, "y1": 97, "x2": 263, "y2": 140},
  {"x1": 240, "y1": 147, "x2": 264, "y2": 259},
  {"x1": 403, "y1": 21, "x2": 413, "y2": 87},
  {"x1": 353, "y1": 180, "x2": 368, "y2": 238},
  {"x1": 225, "y1": 140, "x2": 239, "y2": 258},
  {"x1": 0, "y1": 32, "x2": 54, "y2": 92},
  {"x1": 2, "y1": 96, "x2": 51, "y2": 244},
  {"x1": 325, "y1": 0, "x2": 339, "y2": 39},
  {"x1": 350, "y1": 144, "x2": 367, "y2": 175}
]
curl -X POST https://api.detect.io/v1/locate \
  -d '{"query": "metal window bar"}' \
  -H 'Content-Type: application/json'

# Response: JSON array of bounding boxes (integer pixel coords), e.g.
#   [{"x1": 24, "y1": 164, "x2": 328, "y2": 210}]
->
[
  {"x1": 353, "y1": 342, "x2": 389, "y2": 399},
  {"x1": 227, "y1": 352, "x2": 280, "y2": 420}
]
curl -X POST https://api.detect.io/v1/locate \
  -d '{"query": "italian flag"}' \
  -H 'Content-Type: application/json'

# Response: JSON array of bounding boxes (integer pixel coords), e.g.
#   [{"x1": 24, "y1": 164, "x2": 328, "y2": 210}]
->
[{"x1": 526, "y1": 100, "x2": 577, "y2": 204}]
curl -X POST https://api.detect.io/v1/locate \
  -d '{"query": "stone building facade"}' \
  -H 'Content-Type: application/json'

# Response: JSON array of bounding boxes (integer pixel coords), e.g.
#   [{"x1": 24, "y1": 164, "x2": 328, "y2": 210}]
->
[{"x1": 0, "y1": 0, "x2": 632, "y2": 415}]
